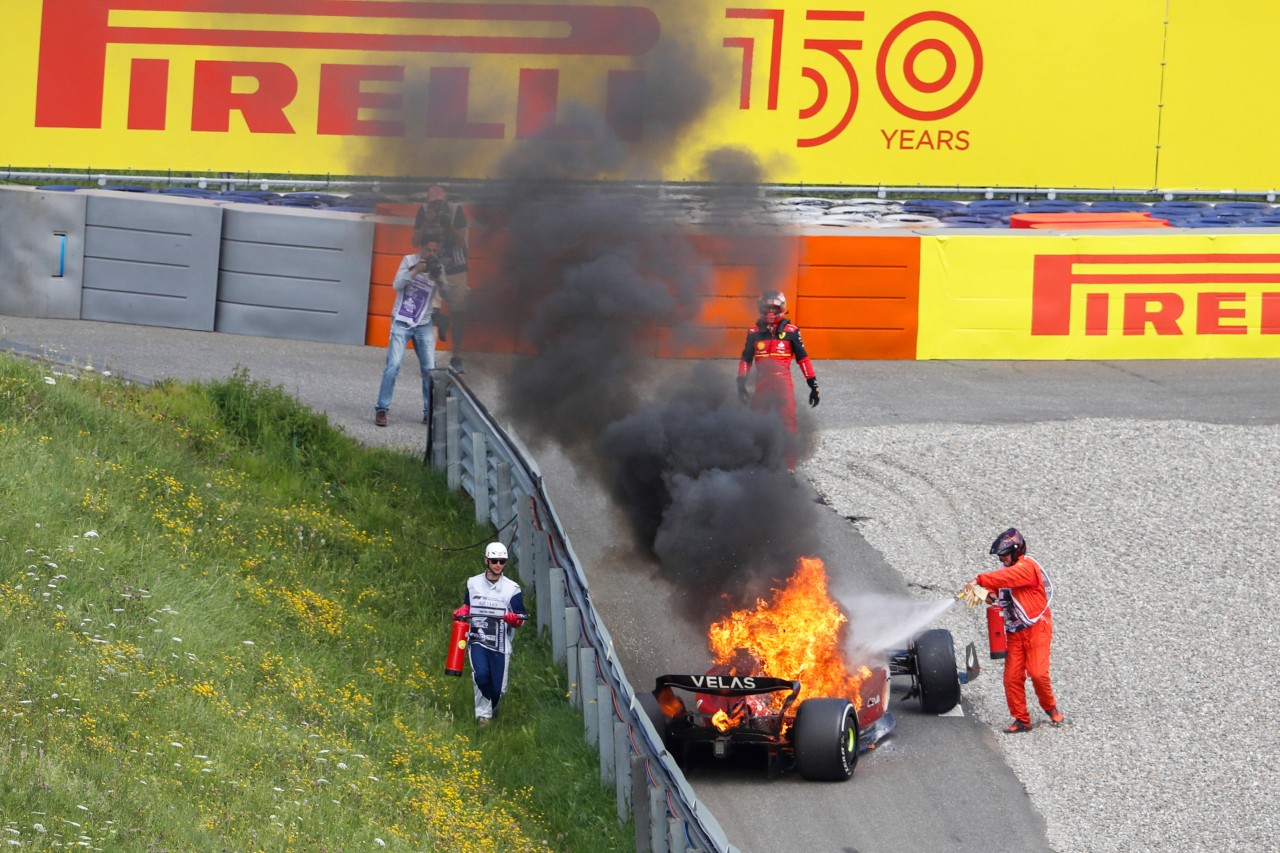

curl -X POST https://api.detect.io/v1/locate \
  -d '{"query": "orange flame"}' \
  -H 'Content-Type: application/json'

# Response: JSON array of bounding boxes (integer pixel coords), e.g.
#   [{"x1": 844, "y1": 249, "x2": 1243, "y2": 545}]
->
[
  {"x1": 711, "y1": 708, "x2": 743, "y2": 732},
  {"x1": 708, "y1": 557, "x2": 868, "y2": 708}
]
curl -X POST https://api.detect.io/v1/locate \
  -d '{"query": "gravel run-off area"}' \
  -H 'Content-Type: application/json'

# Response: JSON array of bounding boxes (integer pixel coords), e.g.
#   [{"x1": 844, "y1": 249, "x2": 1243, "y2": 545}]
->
[{"x1": 805, "y1": 418, "x2": 1279, "y2": 853}]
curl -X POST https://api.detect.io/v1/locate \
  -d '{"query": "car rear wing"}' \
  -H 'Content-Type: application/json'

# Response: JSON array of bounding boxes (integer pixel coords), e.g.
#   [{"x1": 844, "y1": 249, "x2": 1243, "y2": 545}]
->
[{"x1": 654, "y1": 674, "x2": 800, "y2": 697}]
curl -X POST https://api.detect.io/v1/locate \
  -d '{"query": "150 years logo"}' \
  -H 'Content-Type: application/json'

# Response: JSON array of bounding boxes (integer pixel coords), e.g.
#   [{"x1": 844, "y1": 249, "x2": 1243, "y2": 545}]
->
[{"x1": 722, "y1": 8, "x2": 982, "y2": 149}]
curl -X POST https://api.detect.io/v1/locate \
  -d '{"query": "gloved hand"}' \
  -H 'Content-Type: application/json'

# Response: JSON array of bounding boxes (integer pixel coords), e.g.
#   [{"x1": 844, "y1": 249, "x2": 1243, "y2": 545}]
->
[
  {"x1": 502, "y1": 612, "x2": 526, "y2": 627},
  {"x1": 453, "y1": 605, "x2": 471, "y2": 620},
  {"x1": 957, "y1": 583, "x2": 989, "y2": 609},
  {"x1": 806, "y1": 377, "x2": 820, "y2": 408},
  {"x1": 736, "y1": 376, "x2": 750, "y2": 406}
]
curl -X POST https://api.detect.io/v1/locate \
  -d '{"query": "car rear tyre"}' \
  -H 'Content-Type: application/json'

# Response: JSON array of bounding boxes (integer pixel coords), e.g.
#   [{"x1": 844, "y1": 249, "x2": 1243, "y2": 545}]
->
[
  {"x1": 637, "y1": 691, "x2": 672, "y2": 754},
  {"x1": 914, "y1": 628, "x2": 961, "y2": 714},
  {"x1": 791, "y1": 698, "x2": 858, "y2": 781}
]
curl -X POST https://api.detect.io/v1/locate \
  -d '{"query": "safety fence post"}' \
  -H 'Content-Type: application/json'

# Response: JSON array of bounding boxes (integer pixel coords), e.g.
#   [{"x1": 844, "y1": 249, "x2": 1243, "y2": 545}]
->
[
  {"x1": 631, "y1": 756, "x2": 650, "y2": 853},
  {"x1": 579, "y1": 647, "x2": 598, "y2": 746},
  {"x1": 496, "y1": 461, "x2": 513, "y2": 534},
  {"x1": 534, "y1": 537, "x2": 551, "y2": 636},
  {"x1": 666, "y1": 817, "x2": 686, "y2": 853},
  {"x1": 472, "y1": 431, "x2": 488, "y2": 525},
  {"x1": 445, "y1": 396, "x2": 461, "y2": 490},
  {"x1": 549, "y1": 567, "x2": 566, "y2": 665},
  {"x1": 648, "y1": 787, "x2": 669, "y2": 853},
  {"x1": 429, "y1": 374, "x2": 447, "y2": 470},
  {"x1": 614, "y1": 720, "x2": 631, "y2": 823},
  {"x1": 564, "y1": 606, "x2": 581, "y2": 707},
  {"x1": 516, "y1": 500, "x2": 533, "y2": 598},
  {"x1": 598, "y1": 676, "x2": 615, "y2": 785}
]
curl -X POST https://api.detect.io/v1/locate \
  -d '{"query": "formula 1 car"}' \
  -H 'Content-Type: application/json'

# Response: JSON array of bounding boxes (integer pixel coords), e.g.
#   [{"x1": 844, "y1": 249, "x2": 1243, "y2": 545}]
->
[{"x1": 636, "y1": 628, "x2": 979, "y2": 781}]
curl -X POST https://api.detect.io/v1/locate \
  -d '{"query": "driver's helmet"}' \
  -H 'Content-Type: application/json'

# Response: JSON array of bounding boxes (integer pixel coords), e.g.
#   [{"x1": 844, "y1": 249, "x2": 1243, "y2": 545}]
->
[
  {"x1": 484, "y1": 542, "x2": 508, "y2": 561},
  {"x1": 989, "y1": 528, "x2": 1026, "y2": 560},
  {"x1": 758, "y1": 290, "x2": 787, "y2": 323}
]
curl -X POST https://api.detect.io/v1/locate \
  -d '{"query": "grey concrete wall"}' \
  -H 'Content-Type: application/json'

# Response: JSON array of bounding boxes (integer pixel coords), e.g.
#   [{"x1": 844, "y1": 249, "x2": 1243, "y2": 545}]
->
[
  {"x1": 0, "y1": 186, "x2": 86, "y2": 319},
  {"x1": 81, "y1": 192, "x2": 223, "y2": 330},
  {"x1": 215, "y1": 206, "x2": 375, "y2": 345}
]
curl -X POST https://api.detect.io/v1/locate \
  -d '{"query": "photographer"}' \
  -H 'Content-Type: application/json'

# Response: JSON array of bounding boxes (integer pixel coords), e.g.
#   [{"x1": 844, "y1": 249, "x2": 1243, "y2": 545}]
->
[{"x1": 373, "y1": 230, "x2": 447, "y2": 427}]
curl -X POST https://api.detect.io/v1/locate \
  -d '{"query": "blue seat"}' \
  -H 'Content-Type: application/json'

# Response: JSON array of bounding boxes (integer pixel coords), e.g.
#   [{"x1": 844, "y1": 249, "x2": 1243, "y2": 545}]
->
[
  {"x1": 1026, "y1": 199, "x2": 1089, "y2": 211},
  {"x1": 1087, "y1": 201, "x2": 1150, "y2": 212},
  {"x1": 967, "y1": 199, "x2": 1024, "y2": 212},
  {"x1": 899, "y1": 198, "x2": 967, "y2": 215},
  {"x1": 1213, "y1": 202, "x2": 1270, "y2": 213},
  {"x1": 943, "y1": 216, "x2": 1001, "y2": 228},
  {"x1": 159, "y1": 187, "x2": 219, "y2": 198},
  {"x1": 1152, "y1": 200, "x2": 1209, "y2": 212},
  {"x1": 222, "y1": 190, "x2": 280, "y2": 201},
  {"x1": 108, "y1": 185, "x2": 157, "y2": 193},
  {"x1": 283, "y1": 192, "x2": 342, "y2": 205},
  {"x1": 37, "y1": 185, "x2": 82, "y2": 192}
]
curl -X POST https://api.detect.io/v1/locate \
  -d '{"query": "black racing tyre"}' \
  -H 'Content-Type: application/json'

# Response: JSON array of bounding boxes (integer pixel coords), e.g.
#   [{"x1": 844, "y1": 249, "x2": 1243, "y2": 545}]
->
[
  {"x1": 636, "y1": 691, "x2": 672, "y2": 754},
  {"x1": 914, "y1": 628, "x2": 962, "y2": 714},
  {"x1": 791, "y1": 698, "x2": 858, "y2": 781}
]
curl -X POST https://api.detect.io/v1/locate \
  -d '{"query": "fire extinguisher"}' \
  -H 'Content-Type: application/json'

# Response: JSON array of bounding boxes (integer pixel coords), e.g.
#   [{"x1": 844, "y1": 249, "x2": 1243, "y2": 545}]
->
[
  {"x1": 986, "y1": 603, "x2": 1007, "y2": 660},
  {"x1": 445, "y1": 614, "x2": 470, "y2": 676}
]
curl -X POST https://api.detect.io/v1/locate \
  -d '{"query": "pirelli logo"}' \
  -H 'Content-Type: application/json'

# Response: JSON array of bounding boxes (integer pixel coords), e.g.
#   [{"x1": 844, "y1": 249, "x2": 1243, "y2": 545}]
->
[
  {"x1": 35, "y1": 0, "x2": 658, "y2": 137},
  {"x1": 1031, "y1": 253, "x2": 1280, "y2": 336}
]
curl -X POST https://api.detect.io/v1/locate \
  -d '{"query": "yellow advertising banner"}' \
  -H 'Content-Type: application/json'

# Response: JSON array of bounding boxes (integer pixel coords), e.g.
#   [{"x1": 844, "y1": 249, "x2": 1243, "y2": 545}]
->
[
  {"x1": 1155, "y1": 3, "x2": 1280, "y2": 192},
  {"x1": 917, "y1": 233, "x2": 1280, "y2": 360},
  {"x1": 0, "y1": 0, "x2": 1272, "y2": 190}
]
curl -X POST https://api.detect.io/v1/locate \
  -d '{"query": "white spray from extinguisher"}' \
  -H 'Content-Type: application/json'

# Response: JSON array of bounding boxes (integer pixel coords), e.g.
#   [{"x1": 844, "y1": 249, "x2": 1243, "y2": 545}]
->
[{"x1": 838, "y1": 593, "x2": 957, "y2": 656}]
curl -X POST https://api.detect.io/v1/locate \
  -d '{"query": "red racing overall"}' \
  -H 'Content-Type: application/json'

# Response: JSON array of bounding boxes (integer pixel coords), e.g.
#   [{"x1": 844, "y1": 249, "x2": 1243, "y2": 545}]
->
[
  {"x1": 976, "y1": 555, "x2": 1057, "y2": 727},
  {"x1": 738, "y1": 316, "x2": 815, "y2": 469}
]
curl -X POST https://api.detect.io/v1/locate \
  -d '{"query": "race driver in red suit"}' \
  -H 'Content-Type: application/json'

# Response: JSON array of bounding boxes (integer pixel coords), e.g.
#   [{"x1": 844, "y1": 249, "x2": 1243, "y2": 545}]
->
[
  {"x1": 737, "y1": 290, "x2": 819, "y2": 471},
  {"x1": 964, "y1": 528, "x2": 1064, "y2": 734}
]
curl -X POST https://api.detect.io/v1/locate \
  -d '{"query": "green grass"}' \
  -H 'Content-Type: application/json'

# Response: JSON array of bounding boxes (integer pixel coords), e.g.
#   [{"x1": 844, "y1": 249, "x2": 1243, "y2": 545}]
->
[{"x1": 0, "y1": 359, "x2": 631, "y2": 852}]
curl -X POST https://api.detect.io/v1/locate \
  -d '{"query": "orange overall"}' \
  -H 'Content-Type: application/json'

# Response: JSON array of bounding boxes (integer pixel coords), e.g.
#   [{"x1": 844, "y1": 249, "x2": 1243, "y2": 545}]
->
[{"x1": 976, "y1": 556, "x2": 1057, "y2": 726}]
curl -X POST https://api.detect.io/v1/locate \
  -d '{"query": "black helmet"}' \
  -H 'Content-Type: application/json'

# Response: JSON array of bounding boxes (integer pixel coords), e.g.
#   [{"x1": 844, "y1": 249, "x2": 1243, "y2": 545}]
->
[
  {"x1": 758, "y1": 290, "x2": 786, "y2": 317},
  {"x1": 990, "y1": 528, "x2": 1026, "y2": 559}
]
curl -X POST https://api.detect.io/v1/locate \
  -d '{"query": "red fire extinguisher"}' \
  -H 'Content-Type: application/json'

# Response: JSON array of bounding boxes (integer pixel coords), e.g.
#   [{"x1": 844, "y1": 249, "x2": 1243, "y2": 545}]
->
[
  {"x1": 986, "y1": 604, "x2": 1007, "y2": 660},
  {"x1": 445, "y1": 614, "x2": 470, "y2": 676}
]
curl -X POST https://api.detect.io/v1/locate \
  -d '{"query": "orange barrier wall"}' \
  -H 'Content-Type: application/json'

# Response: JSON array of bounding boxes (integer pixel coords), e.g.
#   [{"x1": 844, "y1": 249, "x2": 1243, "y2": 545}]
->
[{"x1": 366, "y1": 222, "x2": 921, "y2": 360}]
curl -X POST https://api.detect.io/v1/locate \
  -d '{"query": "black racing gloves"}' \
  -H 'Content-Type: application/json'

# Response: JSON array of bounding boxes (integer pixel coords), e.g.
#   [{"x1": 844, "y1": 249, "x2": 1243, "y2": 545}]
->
[
  {"x1": 736, "y1": 376, "x2": 750, "y2": 405},
  {"x1": 807, "y1": 377, "x2": 821, "y2": 407}
]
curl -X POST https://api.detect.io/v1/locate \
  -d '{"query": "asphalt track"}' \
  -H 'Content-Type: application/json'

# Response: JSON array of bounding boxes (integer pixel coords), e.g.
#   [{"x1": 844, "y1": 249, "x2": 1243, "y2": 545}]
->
[{"x1": 5, "y1": 315, "x2": 1278, "y2": 852}]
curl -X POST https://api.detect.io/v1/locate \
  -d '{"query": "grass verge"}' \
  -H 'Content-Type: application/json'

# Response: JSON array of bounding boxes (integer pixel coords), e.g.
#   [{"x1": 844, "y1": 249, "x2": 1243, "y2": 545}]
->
[{"x1": 0, "y1": 357, "x2": 631, "y2": 852}]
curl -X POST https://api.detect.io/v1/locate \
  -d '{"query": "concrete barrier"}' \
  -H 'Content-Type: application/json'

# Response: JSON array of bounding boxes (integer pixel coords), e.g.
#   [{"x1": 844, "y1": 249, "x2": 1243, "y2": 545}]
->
[{"x1": 0, "y1": 186, "x2": 86, "y2": 320}]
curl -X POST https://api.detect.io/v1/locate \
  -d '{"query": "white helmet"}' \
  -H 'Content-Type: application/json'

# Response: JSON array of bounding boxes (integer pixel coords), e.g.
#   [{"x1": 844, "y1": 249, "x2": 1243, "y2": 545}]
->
[{"x1": 484, "y1": 542, "x2": 509, "y2": 561}]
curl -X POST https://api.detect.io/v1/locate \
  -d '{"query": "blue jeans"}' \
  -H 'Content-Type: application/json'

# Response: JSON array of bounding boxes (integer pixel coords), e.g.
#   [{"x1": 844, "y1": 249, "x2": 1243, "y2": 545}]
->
[{"x1": 376, "y1": 321, "x2": 436, "y2": 417}]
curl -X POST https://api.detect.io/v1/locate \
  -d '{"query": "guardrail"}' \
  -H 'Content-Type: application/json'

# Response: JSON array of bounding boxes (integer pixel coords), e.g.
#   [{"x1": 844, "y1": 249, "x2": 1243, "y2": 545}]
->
[
  {"x1": 427, "y1": 369, "x2": 737, "y2": 853},
  {"x1": 5, "y1": 169, "x2": 1280, "y2": 203}
]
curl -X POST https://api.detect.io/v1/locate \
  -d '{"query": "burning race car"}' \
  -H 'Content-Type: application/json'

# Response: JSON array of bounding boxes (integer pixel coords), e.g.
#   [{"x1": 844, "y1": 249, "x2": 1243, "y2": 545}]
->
[
  {"x1": 637, "y1": 628, "x2": 978, "y2": 781},
  {"x1": 636, "y1": 557, "x2": 979, "y2": 781}
]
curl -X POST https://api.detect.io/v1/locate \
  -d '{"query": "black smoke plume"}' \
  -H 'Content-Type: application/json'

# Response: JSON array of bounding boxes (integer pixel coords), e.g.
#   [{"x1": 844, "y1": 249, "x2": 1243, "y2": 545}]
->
[{"x1": 370, "y1": 3, "x2": 823, "y2": 622}]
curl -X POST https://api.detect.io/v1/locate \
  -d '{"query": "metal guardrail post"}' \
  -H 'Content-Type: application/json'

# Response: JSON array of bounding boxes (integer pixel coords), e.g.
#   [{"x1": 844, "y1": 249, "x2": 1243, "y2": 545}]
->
[
  {"x1": 631, "y1": 756, "x2": 651, "y2": 853},
  {"x1": 472, "y1": 430, "x2": 488, "y2": 525},
  {"x1": 579, "y1": 647, "x2": 598, "y2": 746},
  {"x1": 445, "y1": 396, "x2": 461, "y2": 490},
  {"x1": 565, "y1": 606, "x2": 581, "y2": 707},
  {"x1": 535, "y1": 537, "x2": 551, "y2": 635},
  {"x1": 614, "y1": 720, "x2": 631, "y2": 822},
  {"x1": 649, "y1": 787, "x2": 668, "y2": 853},
  {"x1": 517, "y1": 500, "x2": 533, "y2": 597},
  {"x1": 598, "y1": 677, "x2": 615, "y2": 784},
  {"x1": 496, "y1": 461, "x2": 513, "y2": 531},
  {"x1": 549, "y1": 567, "x2": 566, "y2": 665},
  {"x1": 667, "y1": 818, "x2": 685, "y2": 853}
]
